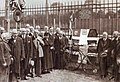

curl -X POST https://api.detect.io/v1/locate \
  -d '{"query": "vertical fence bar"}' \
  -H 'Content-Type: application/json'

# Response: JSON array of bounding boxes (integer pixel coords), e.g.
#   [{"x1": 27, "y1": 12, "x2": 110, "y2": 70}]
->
[
  {"x1": 62, "y1": 2, "x2": 64, "y2": 29},
  {"x1": 111, "y1": 0, "x2": 114, "y2": 35},
  {"x1": 46, "y1": 0, "x2": 49, "y2": 26},
  {"x1": 58, "y1": 2, "x2": 61, "y2": 28},
  {"x1": 41, "y1": 4, "x2": 43, "y2": 27},
  {"x1": 91, "y1": 0, "x2": 93, "y2": 29},
  {"x1": 98, "y1": 0, "x2": 101, "y2": 35},
  {"x1": 116, "y1": 0, "x2": 118, "y2": 31},
  {"x1": 74, "y1": 1, "x2": 76, "y2": 29},
  {"x1": 65, "y1": 2, "x2": 67, "y2": 35},
  {"x1": 53, "y1": 3, "x2": 55, "y2": 28},
  {"x1": 68, "y1": 1, "x2": 69, "y2": 35},
  {"x1": 30, "y1": 5, "x2": 31, "y2": 25},
  {"x1": 84, "y1": 0, "x2": 87, "y2": 29},
  {"x1": 80, "y1": 1, "x2": 82, "y2": 29},
  {"x1": 107, "y1": 0, "x2": 109, "y2": 34}
]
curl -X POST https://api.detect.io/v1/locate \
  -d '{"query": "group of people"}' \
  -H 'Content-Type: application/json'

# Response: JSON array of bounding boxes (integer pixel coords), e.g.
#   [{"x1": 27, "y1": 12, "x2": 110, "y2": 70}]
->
[
  {"x1": 1, "y1": 24, "x2": 120, "y2": 82},
  {"x1": 0, "y1": 24, "x2": 68, "y2": 82},
  {"x1": 97, "y1": 31, "x2": 120, "y2": 82}
]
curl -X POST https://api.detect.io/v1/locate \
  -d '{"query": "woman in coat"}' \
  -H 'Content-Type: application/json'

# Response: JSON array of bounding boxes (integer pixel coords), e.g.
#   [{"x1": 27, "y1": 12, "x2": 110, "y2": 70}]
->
[{"x1": 0, "y1": 33, "x2": 11, "y2": 82}]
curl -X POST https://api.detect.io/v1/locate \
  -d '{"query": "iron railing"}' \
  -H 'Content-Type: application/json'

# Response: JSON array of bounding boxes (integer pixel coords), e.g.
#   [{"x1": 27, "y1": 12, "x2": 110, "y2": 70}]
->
[{"x1": 0, "y1": 0, "x2": 120, "y2": 35}]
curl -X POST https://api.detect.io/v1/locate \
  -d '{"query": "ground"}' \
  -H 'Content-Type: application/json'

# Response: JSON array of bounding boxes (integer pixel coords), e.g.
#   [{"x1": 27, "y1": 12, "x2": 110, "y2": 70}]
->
[{"x1": 18, "y1": 70, "x2": 115, "y2": 82}]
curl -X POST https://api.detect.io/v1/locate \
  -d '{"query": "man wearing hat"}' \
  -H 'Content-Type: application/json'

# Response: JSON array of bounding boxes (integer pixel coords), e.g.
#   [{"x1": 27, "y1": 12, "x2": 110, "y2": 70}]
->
[{"x1": 8, "y1": 29, "x2": 25, "y2": 81}]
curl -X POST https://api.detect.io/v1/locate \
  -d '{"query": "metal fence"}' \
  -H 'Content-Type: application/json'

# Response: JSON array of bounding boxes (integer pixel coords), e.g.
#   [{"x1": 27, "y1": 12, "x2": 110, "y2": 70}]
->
[{"x1": 0, "y1": 0, "x2": 120, "y2": 35}]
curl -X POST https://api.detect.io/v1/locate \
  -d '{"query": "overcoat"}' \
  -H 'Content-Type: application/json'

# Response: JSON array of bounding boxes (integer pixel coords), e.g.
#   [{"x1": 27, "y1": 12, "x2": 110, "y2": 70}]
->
[
  {"x1": 54, "y1": 33, "x2": 67, "y2": 69},
  {"x1": 0, "y1": 39, "x2": 11, "y2": 82},
  {"x1": 54, "y1": 32, "x2": 61, "y2": 69},
  {"x1": 111, "y1": 38, "x2": 120, "y2": 81},
  {"x1": 59, "y1": 36, "x2": 67, "y2": 68},
  {"x1": 48, "y1": 33, "x2": 55, "y2": 67},
  {"x1": 42, "y1": 38, "x2": 53, "y2": 70},
  {"x1": 8, "y1": 36, "x2": 25, "y2": 75},
  {"x1": 23, "y1": 35, "x2": 33, "y2": 70},
  {"x1": 97, "y1": 38, "x2": 111, "y2": 76}
]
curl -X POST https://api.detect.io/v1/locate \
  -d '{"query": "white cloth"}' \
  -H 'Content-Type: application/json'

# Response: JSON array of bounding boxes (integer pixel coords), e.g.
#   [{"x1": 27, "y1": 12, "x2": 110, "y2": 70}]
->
[{"x1": 33, "y1": 37, "x2": 44, "y2": 57}]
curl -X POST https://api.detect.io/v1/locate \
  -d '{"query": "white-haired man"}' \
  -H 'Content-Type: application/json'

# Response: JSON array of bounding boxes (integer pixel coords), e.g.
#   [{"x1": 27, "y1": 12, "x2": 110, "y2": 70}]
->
[
  {"x1": 8, "y1": 29, "x2": 25, "y2": 81},
  {"x1": 110, "y1": 31, "x2": 120, "y2": 82},
  {"x1": 97, "y1": 32, "x2": 111, "y2": 78}
]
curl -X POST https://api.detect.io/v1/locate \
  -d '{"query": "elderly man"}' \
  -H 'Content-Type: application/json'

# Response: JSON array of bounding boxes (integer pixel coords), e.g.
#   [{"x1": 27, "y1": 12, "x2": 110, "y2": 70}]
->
[
  {"x1": 8, "y1": 29, "x2": 25, "y2": 81},
  {"x1": 110, "y1": 31, "x2": 120, "y2": 82},
  {"x1": 20, "y1": 28, "x2": 34, "y2": 79},
  {"x1": 97, "y1": 32, "x2": 111, "y2": 78}
]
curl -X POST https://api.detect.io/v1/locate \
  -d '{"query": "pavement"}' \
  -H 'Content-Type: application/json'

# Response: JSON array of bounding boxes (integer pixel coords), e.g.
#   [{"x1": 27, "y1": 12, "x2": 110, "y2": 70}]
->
[{"x1": 17, "y1": 70, "x2": 115, "y2": 82}]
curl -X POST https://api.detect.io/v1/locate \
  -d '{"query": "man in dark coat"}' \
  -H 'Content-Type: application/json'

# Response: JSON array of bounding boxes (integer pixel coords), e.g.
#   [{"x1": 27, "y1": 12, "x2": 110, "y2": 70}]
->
[
  {"x1": 110, "y1": 31, "x2": 120, "y2": 82},
  {"x1": 54, "y1": 28, "x2": 67, "y2": 69},
  {"x1": 20, "y1": 29, "x2": 33, "y2": 79},
  {"x1": 8, "y1": 29, "x2": 25, "y2": 80},
  {"x1": 0, "y1": 33, "x2": 11, "y2": 82},
  {"x1": 48, "y1": 27, "x2": 55, "y2": 69},
  {"x1": 42, "y1": 32, "x2": 53, "y2": 72},
  {"x1": 97, "y1": 32, "x2": 111, "y2": 78},
  {"x1": 59, "y1": 31, "x2": 68, "y2": 69},
  {"x1": 54, "y1": 28, "x2": 61, "y2": 69}
]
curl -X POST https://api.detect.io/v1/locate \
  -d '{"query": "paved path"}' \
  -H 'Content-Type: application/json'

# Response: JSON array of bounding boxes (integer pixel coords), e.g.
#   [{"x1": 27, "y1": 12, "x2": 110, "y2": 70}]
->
[{"x1": 17, "y1": 70, "x2": 115, "y2": 82}]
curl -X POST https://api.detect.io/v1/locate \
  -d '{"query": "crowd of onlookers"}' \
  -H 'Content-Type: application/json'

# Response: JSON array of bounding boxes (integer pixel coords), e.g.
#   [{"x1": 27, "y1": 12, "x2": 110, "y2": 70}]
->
[{"x1": 0, "y1": 24, "x2": 69, "y2": 82}]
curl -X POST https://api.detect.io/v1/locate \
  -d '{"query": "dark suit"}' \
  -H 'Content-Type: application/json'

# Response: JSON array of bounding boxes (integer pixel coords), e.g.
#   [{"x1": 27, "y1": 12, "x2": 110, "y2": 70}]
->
[{"x1": 97, "y1": 38, "x2": 111, "y2": 77}]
